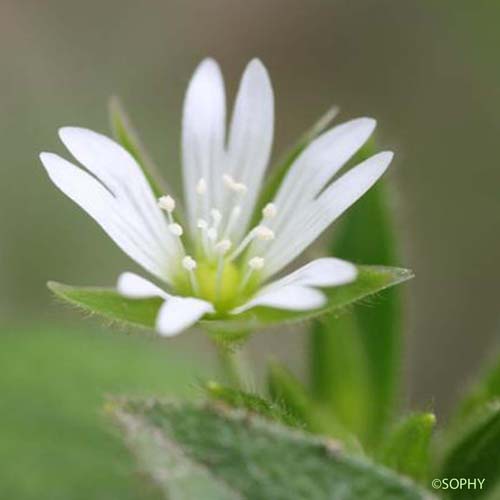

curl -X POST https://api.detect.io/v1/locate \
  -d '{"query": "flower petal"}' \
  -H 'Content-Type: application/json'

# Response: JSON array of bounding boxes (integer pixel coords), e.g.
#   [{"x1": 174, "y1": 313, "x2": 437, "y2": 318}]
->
[
  {"x1": 182, "y1": 58, "x2": 226, "y2": 233},
  {"x1": 117, "y1": 272, "x2": 169, "y2": 299},
  {"x1": 40, "y1": 152, "x2": 172, "y2": 281},
  {"x1": 271, "y1": 118, "x2": 376, "y2": 233},
  {"x1": 156, "y1": 296, "x2": 215, "y2": 337},
  {"x1": 232, "y1": 285, "x2": 325, "y2": 314},
  {"x1": 264, "y1": 257, "x2": 357, "y2": 290},
  {"x1": 224, "y1": 59, "x2": 274, "y2": 241},
  {"x1": 58, "y1": 127, "x2": 171, "y2": 250},
  {"x1": 51, "y1": 127, "x2": 178, "y2": 281},
  {"x1": 262, "y1": 151, "x2": 393, "y2": 279}
]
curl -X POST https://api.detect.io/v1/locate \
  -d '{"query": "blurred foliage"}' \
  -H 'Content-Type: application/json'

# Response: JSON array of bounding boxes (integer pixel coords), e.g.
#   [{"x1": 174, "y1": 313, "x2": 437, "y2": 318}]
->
[
  {"x1": 204, "y1": 380, "x2": 301, "y2": 427},
  {"x1": 439, "y1": 402, "x2": 500, "y2": 499},
  {"x1": 0, "y1": 327, "x2": 211, "y2": 500},
  {"x1": 310, "y1": 141, "x2": 403, "y2": 448},
  {"x1": 108, "y1": 96, "x2": 168, "y2": 199},
  {"x1": 451, "y1": 352, "x2": 500, "y2": 424},
  {"x1": 378, "y1": 412, "x2": 436, "y2": 482},
  {"x1": 111, "y1": 399, "x2": 432, "y2": 500}
]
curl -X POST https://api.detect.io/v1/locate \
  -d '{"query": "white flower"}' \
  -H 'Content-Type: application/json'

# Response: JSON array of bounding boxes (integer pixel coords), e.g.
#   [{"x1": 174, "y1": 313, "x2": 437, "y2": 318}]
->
[{"x1": 40, "y1": 58, "x2": 393, "y2": 337}]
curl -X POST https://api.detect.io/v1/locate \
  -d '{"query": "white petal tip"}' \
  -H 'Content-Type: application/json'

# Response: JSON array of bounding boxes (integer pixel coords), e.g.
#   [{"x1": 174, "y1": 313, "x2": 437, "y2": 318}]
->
[
  {"x1": 375, "y1": 151, "x2": 395, "y2": 169},
  {"x1": 58, "y1": 126, "x2": 79, "y2": 140},
  {"x1": 39, "y1": 152, "x2": 52, "y2": 163},
  {"x1": 156, "y1": 297, "x2": 214, "y2": 337},
  {"x1": 194, "y1": 58, "x2": 221, "y2": 78},
  {"x1": 248, "y1": 58, "x2": 266, "y2": 71}
]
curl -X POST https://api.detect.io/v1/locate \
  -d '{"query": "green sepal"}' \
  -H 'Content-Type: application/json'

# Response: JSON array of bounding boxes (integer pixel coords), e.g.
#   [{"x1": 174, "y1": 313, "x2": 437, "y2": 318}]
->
[
  {"x1": 47, "y1": 265, "x2": 412, "y2": 336},
  {"x1": 110, "y1": 398, "x2": 435, "y2": 500},
  {"x1": 108, "y1": 96, "x2": 169, "y2": 200},
  {"x1": 378, "y1": 412, "x2": 436, "y2": 482}
]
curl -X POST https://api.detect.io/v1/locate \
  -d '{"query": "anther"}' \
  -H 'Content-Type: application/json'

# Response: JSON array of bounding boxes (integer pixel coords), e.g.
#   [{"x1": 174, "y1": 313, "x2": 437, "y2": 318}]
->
[
  {"x1": 196, "y1": 178, "x2": 207, "y2": 195},
  {"x1": 197, "y1": 218, "x2": 208, "y2": 229},
  {"x1": 254, "y1": 225, "x2": 275, "y2": 241},
  {"x1": 262, "y1": 203, "x2": 277, "y2": 219},
  {"x1": 158, "y1": 195, "x2": 175, "y2": 213},
  {"x1": 223, "y1": 174, "x2": 247, "y2": 194},
  {"x1": 248, "y1": 256, "x2": 265, "y2": 270},
  {"x1": 182, "y1": 255, "x2": 197, "y2": 271},
  {"x1": 168, "y1": 223, "x2": 183, "y2": 237},
  {"x1": 214, "y1": 239, "x2": 232, "y2": 255},
  {"x1": 227, "y1": 225, "x2": 270, "y2": 262},
  {"x1": 239, "y1": 256, "x2": 265, "y2": 292}
]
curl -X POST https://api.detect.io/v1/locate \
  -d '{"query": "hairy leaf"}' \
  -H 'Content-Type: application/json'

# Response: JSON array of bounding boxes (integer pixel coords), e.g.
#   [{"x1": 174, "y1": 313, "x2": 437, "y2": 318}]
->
[
  {"x1": 204, "y1": 381, "x2": 301, "y2": 427},
  {"x1": 111, "y1": 399, "x2": 434, "y2": 500}
]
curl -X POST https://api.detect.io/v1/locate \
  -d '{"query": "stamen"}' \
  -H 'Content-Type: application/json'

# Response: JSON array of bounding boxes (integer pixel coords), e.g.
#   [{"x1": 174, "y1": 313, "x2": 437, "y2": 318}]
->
[
  {"x1": 182, "y1": 255, "x2": 200, "y2": 295},
  {"x1": 158, "y1": 195, "x2": 175, "y2": 213},
  {"x1": 223, "y1": 205, "x2": 241, "y2": 238},
  {"x1": 262, "y1": 202, "x2": 277, "y2": 219},
  {"x1": 168, "y1": 223, "x2": 183, "y2": 237},
  {"x1": 240, "y1": 256, "x2": 265, "y2": 291},
  {"x1": 182, "y1": 255, "x2": 197, "y2": 271},
  {"x1": 213, "y1": 239, "x2": 232, "y2": 301},
  {"x1": 254, "y1": 225, "x2": 275, "y2": 241},
  {"x1": 227, "y1": 225, "x2": 273, "y2": 262},
  {"x1": 196, "y1": 178, "x2": 207, "y2": 195},
  {"x1": 214, "y1": 239, "x2": 232, "y2": 255},
  {"x1": 248, "y1": 256, "x2": 265, "y2": 270},
  {"x1": 197, "y1": 219, "x2": 210, "y2": 257},
  {"x1": 197, "y1": 218, "x2": 208, "y2": 229},
  {"x1": 223, "y1": 174, "x2": 247, "y2": 194},
  {"x1": 168, "y1": 223, "x2": 186, "y2": 257},
  {"x1": 210, "y1": 208, "x2": 222, "y2": 229}
]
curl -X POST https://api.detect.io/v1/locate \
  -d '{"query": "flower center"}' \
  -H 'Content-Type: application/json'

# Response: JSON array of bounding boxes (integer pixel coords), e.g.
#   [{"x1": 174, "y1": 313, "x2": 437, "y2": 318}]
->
[{"x1": 158, "y1": 176, "x2": 278, "y2": 313}]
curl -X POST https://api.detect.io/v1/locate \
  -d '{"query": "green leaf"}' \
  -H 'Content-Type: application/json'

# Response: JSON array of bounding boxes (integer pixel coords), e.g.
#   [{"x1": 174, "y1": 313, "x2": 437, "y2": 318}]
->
[
  {"x1": 311, "y1": 313, "x2": 372, "y2": 441},
  {"x1": 440, "y1": 401, "x2": 500, "y2": 499},
  {"x1": 108, "y1": 96, "x2": 168, "y2": 199},
  {"x1": 48, "y1": 265, "x2": 412, "y2": 336},
  {"x1": 204, "y1": 381, "x2": 302, "y2": 427},
  {"x1": 379, "y1": 412, "x2": 436, "y2": 482},
  {"x1": 251, "y1": 106, "x2": 338, "y2": 225},
  {"x1": 111, "y1": 399, "x2": 434, "y2": 500},
  {"x1": 311, "y1": 150, "x2": 403, "y2": 447},
  {"x1": 452, "y1": 352, "x2": 500, "y2": 424},
  {"x1": 267, "y1": 362, "x2": 359, "y2": 450}
]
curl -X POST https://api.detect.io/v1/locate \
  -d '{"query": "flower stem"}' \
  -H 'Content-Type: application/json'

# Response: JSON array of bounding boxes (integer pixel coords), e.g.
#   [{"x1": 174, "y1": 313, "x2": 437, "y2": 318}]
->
[{"x1": 215, "y1": 342, "x2": 253, "y2": 390}]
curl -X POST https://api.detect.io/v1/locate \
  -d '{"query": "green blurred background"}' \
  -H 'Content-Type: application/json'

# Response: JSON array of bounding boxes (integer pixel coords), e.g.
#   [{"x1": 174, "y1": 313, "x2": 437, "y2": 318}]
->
[{"x1": 1, "y1": 0, "x2": 499, "y2": 498}]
